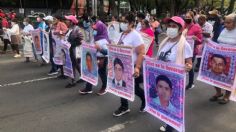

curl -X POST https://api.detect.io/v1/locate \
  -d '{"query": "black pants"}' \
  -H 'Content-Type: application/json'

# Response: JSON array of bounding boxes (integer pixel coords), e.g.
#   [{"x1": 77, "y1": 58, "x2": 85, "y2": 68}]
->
[
  {"x1": 49, "y1": 40, "x2": 58, "y2": 72},
  {"x1": 188, "y1": 56, "x2": 196, "y2": 85},
  {"x1": 3, "y1": 39, "x2": 13, "y2": 51},
  {"x1": 195, "y1": 58, "x2": 201, "y2": 69},
  {"x1": 69, "y1": 47, "x2": 81, "y2": 83},
  {"x1": 85, "y1": 57, "x2": 107, "y2": 91},
  {"x1": 120, "y1": 74, "x2": 145, "y2": 109}
]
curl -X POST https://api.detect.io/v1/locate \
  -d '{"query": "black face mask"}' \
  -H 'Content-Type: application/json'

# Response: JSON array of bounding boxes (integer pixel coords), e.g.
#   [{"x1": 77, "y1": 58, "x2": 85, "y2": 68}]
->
[{"x1": 184, "y1": 18, "x2": 192, "y2": 24}]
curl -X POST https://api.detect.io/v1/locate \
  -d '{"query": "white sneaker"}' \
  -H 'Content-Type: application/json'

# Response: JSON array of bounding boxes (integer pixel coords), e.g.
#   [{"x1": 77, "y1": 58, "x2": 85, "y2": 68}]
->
[
  {"x1": 160, "y1": 126, "x2": 166, "y2": 132},
  {"x1": 14, "y1": 54, "x2": 21, "y2": 58}
]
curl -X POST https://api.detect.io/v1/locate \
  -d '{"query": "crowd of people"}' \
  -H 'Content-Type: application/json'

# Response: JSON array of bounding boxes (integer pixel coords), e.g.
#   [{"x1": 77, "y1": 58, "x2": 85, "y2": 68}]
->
[{"x1": 0, "y1": 7, "x2": 236, "y2": 132}]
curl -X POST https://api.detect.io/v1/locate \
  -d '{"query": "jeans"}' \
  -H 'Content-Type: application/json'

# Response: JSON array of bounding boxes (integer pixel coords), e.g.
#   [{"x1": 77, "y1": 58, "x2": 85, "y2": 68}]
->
[
  {"x1": 165, "y1": 125, "x2": 174, "y2": 132},
  {"x1": 85, "y1": 57, "x2": 108, "y2": 91},
  {"x1": 120, "y1": 74, "x2": 145, "y2": 109}
]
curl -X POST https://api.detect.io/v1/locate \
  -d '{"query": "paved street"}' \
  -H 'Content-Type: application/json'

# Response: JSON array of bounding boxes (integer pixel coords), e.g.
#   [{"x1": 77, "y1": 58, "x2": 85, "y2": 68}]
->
[{"x1": 0, "y1": 44, "x2": 236, "y2": 132}]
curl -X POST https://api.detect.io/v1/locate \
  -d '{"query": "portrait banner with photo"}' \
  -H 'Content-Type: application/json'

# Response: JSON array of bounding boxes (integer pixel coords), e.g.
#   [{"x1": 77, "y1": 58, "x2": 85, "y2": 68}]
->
[
  {"x1": 31, "y1": 29, "x2": 42, "y2": 55},
  {"x1": 106, "y1": 44, "x2": 134, "y2": 101},
  {"x1": 143, "y1": 57, "x2": 186, "y2": 132},
  {"x1": 42, "y1": 33, "x2": 50, "y2": 63},
  {"x1": 139, "y1": 32, "x2": 154, "y2": 54},
  {"x1": 197, "y1": 41, "x2": 236, "y2": 91},
  {"x1": 81, "y1": 43, "x2": 98, "y2": 86},
  {"x1": 53, "y1": 38, "x2": 64, "y2": 65},
  {"x1": 61, "y1": 41, "x2": 74, "y2": 79}
]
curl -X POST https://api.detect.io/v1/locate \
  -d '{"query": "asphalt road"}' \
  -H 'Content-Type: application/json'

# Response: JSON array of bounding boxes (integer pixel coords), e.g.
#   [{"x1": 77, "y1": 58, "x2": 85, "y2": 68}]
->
[{"x1": 0, "y1": 42, "x2": 236, "y2": 132}]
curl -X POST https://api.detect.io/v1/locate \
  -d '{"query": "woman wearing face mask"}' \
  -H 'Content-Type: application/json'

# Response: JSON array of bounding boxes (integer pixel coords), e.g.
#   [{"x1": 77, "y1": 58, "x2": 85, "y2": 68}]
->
[
  {"x1": 22, "y1": 17, "x2": 34, "y2": 62},
  {"x1": 140, "y1": 19, "x2": 154, "y2": 57},
  {"x1": 79, "y1": 16, "x2": 109, "y2": 96},
  {"x1": 113, "y1": 12, "x2": 146, "y2": 117},
  {"x1": 4, "y1": 19, "x2": 21, "y2": 58},
  {"x1": 184, "y1": 11, "x2": 203, "y2": 90},
  {"x1": 64, "y1": 15, "x2": 84, "y2": 88},
  {"x1": 157, "y1": 16, "x2": 193, "y2": 132},
  {"x1": 209, "y1": 13, "x2": 236, "y2": 104}
]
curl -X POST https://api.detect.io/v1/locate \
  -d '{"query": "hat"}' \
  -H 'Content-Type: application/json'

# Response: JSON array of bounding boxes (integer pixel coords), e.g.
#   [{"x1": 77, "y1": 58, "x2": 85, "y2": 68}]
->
[
  {"x1": 43, "y1": 16, "x2": 53, "y2": 21},
  {"x1": 167, "y1": 16, "x2": 185, "y2": 28},
  {"x1": 65, "y1": 15, "x2": 78, "y2": 24},
  {"x1": 209, "y1": 9, "x2": 218, "y2": 15}
]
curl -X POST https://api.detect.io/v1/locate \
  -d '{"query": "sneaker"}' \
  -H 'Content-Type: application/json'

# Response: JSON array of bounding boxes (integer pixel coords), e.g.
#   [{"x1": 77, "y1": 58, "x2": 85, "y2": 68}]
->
[
  {"x1": 48, "y1": 71, "x2": 58, "y2": 76},
  {"x1": 79, "y1": 88, "x2": 93, "y2": 95},
  {"x1": 113, "y1": 107, "x2": 130, "y2": 117},
  {"x1": 186, "y1": 84, "x2": 195, "y2": 90},
  {"x1": 14, "y1": 54, "x2": 21, "y2": 58},
  {"x1": 160, "y1": 125, "x2": 166, "y2": 132},
  {"x1": 96, "y1": 88, "x2": 107, "y2": 96},
  {"x1": 139, "y1": 103, "x2": 146, "y2": 113}
]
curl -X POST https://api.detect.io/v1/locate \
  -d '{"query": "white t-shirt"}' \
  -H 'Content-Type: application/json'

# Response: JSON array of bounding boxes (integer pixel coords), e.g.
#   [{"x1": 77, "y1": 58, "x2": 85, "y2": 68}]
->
[
  {"x1": 158, "y1": 40, "x2": 193, "y2": 63},
  {"x1": 217, "y1": 28, "x2": 236, "y2": 45},
  {"x1": 136, "y1": 22, "x2": 142, "y2": 31},
  {"x1": 202, "y1": 22, "x2": 213, "y2": 35},
  {"x1": 23, "y1": 24, "x2": 34, "y2": 34},
  {"x1": 95, "y1": 39, "x2": 109, "y2": 57},
  {"x1": 120, "y1": 29, "x2": 144, "y2": 63}
]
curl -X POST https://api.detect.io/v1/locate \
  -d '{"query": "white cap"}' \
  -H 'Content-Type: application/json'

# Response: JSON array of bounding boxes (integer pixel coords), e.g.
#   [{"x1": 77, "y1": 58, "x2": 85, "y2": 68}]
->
[{"x1": 43, "y1": 16, "x2": 53, "y2": 22}]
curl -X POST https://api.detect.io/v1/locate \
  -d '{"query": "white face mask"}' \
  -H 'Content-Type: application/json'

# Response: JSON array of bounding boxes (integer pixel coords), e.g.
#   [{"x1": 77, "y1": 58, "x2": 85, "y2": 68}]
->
[
  {"x1": 23, "y1": 22, "x2": 28, "y2": 26},
  {"x1": 120, "y1": 23, "x2": 128, "y2": 31},
  {"x1": 166, "y1": 28, "x2": 179, "y2": 38}
]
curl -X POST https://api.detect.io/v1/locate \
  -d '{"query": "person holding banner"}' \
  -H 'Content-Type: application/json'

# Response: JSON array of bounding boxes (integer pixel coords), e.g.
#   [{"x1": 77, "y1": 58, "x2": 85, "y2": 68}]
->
[
  {"x1": 209, "y1": 13, "x2": 236, "y2": 104},
  {"x1": 113, "y1": 12, "x2": 146, "y2": 117},
  {"x1": 184, "y1": 11, "x2": 203, "y2": 90},
  {"x1": 44, "y1": 16, "x2": 59, "y2": 75},
  {"x1": 79, "y1": 16, "x2": 109, "y2": 95},
  {"x1": 195, "y1": 15, "x2": 213, "y2": 72},
  {"x1": 64, "y1": 15, "x2": 84, "y2": 88},
  {"x1": 156, "y1": 16, "x2": 193, "y2": 132},
  {"x1": 22, "y1": 17, "x2": 34, "y2": 62},
  {"x1": 140, "y1": 19, "x2": 154, "y2": 57}
]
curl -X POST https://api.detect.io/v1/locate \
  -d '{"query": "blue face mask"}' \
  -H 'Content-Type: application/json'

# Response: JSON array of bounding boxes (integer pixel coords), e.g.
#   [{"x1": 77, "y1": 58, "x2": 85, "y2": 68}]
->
[{"x1": 93, "y1": 30, "x2": 97, "y2": 36}]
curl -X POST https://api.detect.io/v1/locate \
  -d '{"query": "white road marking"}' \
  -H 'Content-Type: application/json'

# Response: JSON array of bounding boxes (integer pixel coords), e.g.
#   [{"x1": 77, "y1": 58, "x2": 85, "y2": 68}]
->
[
  {"x1": 101, "y1": 120, "x2": 136, "y2": 132},
  {"x1": 0, "y1": 76, "x2": 57, "y2": 87}
]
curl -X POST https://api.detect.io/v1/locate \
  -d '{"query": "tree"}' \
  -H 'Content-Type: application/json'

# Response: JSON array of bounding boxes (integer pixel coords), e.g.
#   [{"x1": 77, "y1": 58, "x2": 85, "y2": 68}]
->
[{"x1": 227, "y1": 0, "x2": 236, "y2": 14}]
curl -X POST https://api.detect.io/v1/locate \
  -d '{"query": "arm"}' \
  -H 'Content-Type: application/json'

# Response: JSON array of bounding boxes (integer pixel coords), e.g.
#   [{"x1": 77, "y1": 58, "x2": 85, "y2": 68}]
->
[{"x1": 133, "y1": 44, "x2": 145, "y2": 77}]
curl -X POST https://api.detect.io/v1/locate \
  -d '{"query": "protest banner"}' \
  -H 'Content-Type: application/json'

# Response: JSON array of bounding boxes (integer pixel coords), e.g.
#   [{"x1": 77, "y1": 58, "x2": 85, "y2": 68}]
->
[
  {"x1": 81, "y1": 42, "x2": 98, "y2": 85},
  {"x1": 143, "y1": 57, "x2": 186, "y2": 132},
  {"x1": 197, "y1": 40, "x2": 236, "y2": 91},
  {"x1": 60, "y1": 40, "x2": 74, "y2": 79},
  {"x1": 140, "y1": 32, "x2": 154, "y2": 54},
  {"x1": 106, "y1": 44, "x2": 135, "y2": 101},
  {"x1": 31, "y1": 29, "x2": 42, "y2": 55},
  {"x1": 53, "y1": 37, "x2": 64, "y2": 65},
  {"x1": 42, "y1": 33, "x2": 50, "y2": 63}
]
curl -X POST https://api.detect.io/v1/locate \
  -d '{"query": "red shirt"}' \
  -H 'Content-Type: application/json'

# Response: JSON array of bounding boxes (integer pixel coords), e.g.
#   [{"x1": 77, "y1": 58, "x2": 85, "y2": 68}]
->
[{"x1": 1, "y1": 18, "x2": 9, "y2": 28}]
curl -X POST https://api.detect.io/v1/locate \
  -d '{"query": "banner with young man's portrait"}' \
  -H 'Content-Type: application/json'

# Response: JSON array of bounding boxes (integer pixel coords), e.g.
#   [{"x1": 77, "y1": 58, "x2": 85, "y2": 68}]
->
[
  {"x1": 42, "y1": 32, "x2": 50, "y2": 63},
  {"x1": 31, "y1": 29, "x2": 42, "y2": 55},
  {"x1": 81, "y1": 42, "x2": 98, "y2": 86},
  {"x1": 61, "y1": 40, "x2": 74, "y2": 79},
  {"x1": 197, "y1": 40, "x2": 236, "y2": 91},
  {"x1": 106, "y1": 45, "x2": 135, "y2": 101},
  {"x1": 143, "y1": 57, "x2": 186, "y2": 132}
]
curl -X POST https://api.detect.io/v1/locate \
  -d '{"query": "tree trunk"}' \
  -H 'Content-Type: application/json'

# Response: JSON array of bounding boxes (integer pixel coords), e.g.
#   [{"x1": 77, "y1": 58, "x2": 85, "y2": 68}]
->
[{"x1": 227, "y1": 0, "x2": 236, "y2": 14}]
